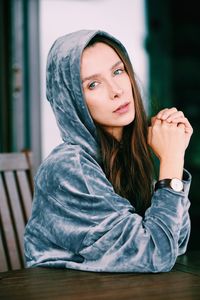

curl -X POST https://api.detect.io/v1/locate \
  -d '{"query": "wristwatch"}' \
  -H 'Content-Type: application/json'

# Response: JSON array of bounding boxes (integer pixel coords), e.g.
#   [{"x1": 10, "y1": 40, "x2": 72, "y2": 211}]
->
[{"x1": 155, "y1": 178, "x2": 184, "y2": 192}]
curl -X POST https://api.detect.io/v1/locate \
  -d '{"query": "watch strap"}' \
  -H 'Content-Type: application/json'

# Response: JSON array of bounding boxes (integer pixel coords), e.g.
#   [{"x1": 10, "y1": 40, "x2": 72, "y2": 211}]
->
[{"x1": 155, "y1": 179, "x2": 171, "y2": 191}]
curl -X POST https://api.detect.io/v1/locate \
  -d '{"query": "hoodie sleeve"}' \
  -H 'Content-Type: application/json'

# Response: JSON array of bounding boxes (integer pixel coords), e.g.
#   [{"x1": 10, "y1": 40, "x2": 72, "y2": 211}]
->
[
  {"x1": 24, "y1": 147, "x2": 191, "y2": 273},
  {"x1": 177, "y1": 170, "x2": 191, "y2": 255}
]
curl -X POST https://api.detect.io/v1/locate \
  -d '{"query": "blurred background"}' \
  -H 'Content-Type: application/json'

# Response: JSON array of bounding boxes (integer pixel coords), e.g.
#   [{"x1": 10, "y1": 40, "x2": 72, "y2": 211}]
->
[{"x1": 0, "y1": 0, "x2": 199, "y2": 250}]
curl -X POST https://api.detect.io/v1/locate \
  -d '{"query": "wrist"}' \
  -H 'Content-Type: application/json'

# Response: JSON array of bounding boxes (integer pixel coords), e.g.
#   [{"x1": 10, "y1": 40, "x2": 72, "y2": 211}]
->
[
  {"x1": 160, "y1": 153, "x2": 185, "y2": 163},
  {"x1": 155, "y1": 178, "x2": 184, "y2": 192},
  {"x1": 159, "y1": 157, "x2": 184, "y2": 180}
]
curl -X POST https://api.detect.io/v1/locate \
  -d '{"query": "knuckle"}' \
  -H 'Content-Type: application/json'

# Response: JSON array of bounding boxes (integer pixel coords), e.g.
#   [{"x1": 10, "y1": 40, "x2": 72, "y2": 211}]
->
[{"x1": 171, "y1": 107, "x2": 177, "y2": 111}]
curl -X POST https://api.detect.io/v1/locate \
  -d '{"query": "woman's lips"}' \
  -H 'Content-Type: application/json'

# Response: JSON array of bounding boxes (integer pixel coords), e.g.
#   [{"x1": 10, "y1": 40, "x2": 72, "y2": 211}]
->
[{"x1": 113, "y1": 102, "x2": 130, "y2": 114}]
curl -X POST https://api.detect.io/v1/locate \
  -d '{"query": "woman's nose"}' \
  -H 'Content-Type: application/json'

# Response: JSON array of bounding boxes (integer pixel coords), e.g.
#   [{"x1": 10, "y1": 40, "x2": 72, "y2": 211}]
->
[{"x1": 108, "y1": 80, "x2": 123, "y2": 99}]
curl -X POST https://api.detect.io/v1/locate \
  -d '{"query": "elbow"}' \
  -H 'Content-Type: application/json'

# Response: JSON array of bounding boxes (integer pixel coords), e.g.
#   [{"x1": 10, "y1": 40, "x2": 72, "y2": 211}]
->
[
  {"x1": 153, "y1": 262, "x2": 175, "y2": 273},
  {"x1": 151, "y1": 251, "x2": 177, "y2": 273}
]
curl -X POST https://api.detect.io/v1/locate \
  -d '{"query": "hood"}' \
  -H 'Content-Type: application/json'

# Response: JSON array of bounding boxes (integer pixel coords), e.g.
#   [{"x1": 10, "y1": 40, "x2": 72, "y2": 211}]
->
[{"x1": 46, "y1": 29, "x2": 130, "y2": 159}]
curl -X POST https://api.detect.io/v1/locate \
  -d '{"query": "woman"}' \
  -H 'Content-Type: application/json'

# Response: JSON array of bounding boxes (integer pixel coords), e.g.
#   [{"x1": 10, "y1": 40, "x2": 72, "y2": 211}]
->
[{"x1": 24, "y1": 29, "x2": 193, "y2": 273}]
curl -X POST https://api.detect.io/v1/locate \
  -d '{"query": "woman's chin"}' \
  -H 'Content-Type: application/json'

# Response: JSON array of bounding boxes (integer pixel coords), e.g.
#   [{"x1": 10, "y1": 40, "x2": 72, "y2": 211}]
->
[{"x1": 119, "y1": 113, "x2": 135, "y2": 126}]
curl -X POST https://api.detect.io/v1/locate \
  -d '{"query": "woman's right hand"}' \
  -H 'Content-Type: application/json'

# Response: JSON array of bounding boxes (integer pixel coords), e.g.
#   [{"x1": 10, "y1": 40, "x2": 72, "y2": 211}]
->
[
  {"x1": 148, "y1": 107, "x2": 193, "y2": 160},
  {"x1": 148, "y1": 108, "x2": 193, "y2": 180},
  {"x1": 148, "y1": 118, "x2": 186, "y2": 162},
  {"x1": 155, "y1": 108, "x2": 193, "y2": 151}
]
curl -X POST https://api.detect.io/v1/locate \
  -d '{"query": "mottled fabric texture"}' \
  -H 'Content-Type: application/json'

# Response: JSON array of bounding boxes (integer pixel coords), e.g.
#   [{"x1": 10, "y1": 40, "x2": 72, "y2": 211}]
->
[{"x1": 24, "y1": 29, "x2": 192, "y2": 273}]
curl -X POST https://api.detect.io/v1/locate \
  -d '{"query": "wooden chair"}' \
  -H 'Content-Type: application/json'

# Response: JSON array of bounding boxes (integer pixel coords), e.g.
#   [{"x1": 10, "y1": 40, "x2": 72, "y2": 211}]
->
[{"x1": 0, "y1": 151, "x2": 33, "y2": 272}]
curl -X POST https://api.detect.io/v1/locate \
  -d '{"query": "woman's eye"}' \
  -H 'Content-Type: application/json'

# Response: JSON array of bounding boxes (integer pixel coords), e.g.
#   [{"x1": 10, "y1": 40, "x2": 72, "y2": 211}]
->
[
  {"x1": 114, "y1": 68, "x2": 123, "y2": 75},
  {"x1": 88, "y1": 81, "x2": 98, "y2": 90}
]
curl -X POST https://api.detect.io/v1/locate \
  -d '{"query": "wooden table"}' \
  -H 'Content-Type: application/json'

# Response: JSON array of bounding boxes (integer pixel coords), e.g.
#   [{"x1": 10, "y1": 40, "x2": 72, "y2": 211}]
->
[{"x1": 0, "y1": 251, "x2": 200, "y2": 300}]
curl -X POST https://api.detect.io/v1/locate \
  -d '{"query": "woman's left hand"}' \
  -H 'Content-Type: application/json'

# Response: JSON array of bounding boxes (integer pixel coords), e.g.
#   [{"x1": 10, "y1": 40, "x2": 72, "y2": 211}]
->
[{"x1": 151, "y1": 107, "x2": 193, "y2": 150}]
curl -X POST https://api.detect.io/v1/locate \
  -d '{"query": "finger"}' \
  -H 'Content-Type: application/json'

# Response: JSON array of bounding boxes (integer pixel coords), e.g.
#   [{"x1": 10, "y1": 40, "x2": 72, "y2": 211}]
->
[
  {"x1": 161, "y1": 120, "x2": 176, "y2": 128},
  {"x1": 169, "y1": 117, "x2": 186, "y2": 125},
  {"x1": 177, "y1": 123, "x2": 186, "y2": 132},
  {"x1": 158, "y1": 107, "x2": 178, "y2": 120},
  {"x1": 151, "y1": 116, "x2": 157, "y2": 125},
  {"x1": 166, "y1": 111, "x2": 184, "y2": 122},
  {"x1": 153, "y1": 118, "x2": 162, "y2": 126},
  {"x1": 156, "y1": 108, "x2": 169, "y2": 119},
  {"x1": 170, "y1": 117, "x2": 193, "y2": 134}
]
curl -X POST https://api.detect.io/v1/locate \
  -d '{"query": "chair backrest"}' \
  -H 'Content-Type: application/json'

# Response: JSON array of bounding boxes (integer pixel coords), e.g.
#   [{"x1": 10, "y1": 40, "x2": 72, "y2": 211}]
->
[{"x1": 0, "y1": 151, "x2": 33, "y2": 272}]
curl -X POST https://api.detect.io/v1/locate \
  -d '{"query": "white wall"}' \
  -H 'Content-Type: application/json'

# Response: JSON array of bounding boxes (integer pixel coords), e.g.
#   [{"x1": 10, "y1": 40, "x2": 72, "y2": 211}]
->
[{"x1": 40, "y1": 0, "x2": 148, "y2": 158}]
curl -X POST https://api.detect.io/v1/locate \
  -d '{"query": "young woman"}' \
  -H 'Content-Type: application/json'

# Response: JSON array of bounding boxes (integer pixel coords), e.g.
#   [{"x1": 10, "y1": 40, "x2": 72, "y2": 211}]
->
[{"x1": 24, "y1": 29, "x2": 193, "y2": 273}]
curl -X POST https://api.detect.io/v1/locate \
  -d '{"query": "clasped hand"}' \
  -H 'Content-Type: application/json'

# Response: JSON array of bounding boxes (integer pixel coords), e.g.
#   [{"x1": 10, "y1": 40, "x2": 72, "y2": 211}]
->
[{"x1": 148, "y1": 107, "x2": 193, "y2": 161}]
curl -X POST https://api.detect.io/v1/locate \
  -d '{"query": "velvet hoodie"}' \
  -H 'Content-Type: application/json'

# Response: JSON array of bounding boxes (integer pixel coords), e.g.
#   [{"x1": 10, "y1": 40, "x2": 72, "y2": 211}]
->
[{"x1": 24, "y1": 29, "x2": 191, "y2": 273}]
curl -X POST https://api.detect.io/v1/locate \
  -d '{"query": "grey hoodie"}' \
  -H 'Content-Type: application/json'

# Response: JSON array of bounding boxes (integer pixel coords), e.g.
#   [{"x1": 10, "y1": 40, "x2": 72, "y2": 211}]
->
[{"x1": 24, "y1": 29, "x2": 191, "y2": 273}]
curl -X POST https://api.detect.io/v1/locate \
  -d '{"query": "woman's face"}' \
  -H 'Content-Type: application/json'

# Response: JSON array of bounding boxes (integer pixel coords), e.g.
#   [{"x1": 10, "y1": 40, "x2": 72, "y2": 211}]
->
[{"x1": 81, "y1": 42, "x2": 135, "y2": 141}]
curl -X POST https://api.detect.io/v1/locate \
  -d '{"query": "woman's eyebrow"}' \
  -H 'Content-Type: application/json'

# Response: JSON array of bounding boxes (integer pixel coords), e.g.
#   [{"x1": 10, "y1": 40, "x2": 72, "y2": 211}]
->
[
  {"x1": 82, "y1": 60, "x2": 123, "y2": 83},
  {"x1": 111, "y1": 60, "x2": 123, "y2": 70}
]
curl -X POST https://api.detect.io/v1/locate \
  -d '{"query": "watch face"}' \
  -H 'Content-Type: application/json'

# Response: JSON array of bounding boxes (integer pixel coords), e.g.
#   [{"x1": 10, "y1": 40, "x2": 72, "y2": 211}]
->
[{"x1": 170, "y1": 178, "x2": 184, "y2": 192}]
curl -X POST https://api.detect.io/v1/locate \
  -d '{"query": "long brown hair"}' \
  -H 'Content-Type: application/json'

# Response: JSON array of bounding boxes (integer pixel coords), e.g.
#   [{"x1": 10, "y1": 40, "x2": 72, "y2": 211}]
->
[{"x1": 86, "y1": 35, "x2": 154, "y2": 216}]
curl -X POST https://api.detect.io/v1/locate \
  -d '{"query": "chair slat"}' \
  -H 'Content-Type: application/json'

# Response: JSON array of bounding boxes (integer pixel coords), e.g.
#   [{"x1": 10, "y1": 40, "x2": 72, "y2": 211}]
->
[
  {"x1": 0, "y1": 227, "x2": 9, "y2": 272},
  {"x1": 0, "y1": 152, "x2": 33, "y2": 272},
  {"x1": 0, "y1": 153, "x2": 29, "y2": 171},
  {"x1": 16, "y1": 170, "x2": 32, "y2": 221},
  {"x1": 4, "y1": 172, "x2": 26, "y2": 263},
  {"x1": 0, "y1": 174, "x2": 21, "y2": 270}
]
